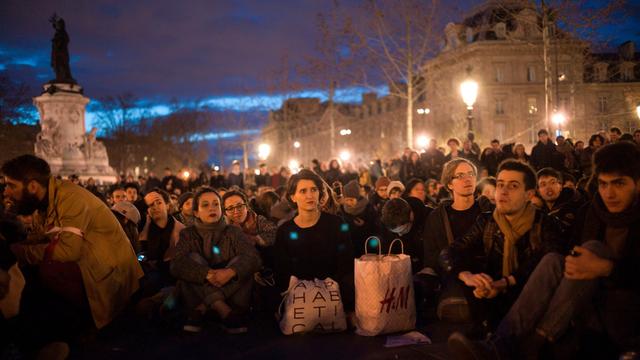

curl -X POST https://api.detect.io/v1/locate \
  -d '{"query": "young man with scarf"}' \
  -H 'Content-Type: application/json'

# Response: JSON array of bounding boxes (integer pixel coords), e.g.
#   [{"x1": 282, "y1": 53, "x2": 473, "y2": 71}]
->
[
  {"x1": 138, "y1": 188, "x2": 185, "y2": 297},
  {"x1": 171, "y1": 187, "x2": 261, "y2": 333},
  {"x1": 341, "y1": 180, "x2": 382, "y2": 258},
  {"x1": 449, "y1": 142, "x2": 640, "y2": 359},
  {"x1": 446, "y1": 159, "x2": 563, "y2": 337}
]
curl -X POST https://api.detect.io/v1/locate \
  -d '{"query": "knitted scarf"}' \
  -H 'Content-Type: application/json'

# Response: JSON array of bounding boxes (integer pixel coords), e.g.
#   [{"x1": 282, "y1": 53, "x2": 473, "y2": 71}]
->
[
  {"x1": 194, "y1": 217, "x2": 227, "y2": 260},
  {"x1": 493, "y1": 202, "x2": 536, "y2": 276}
]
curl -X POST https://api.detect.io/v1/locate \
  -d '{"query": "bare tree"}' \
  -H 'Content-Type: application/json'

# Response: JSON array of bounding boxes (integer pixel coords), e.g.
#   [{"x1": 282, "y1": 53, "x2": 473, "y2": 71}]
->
[
  {"x1": 0, "y1": 75, "x2": 32, "y2": 125},
  {"x1": 314, "y1": 0, "x2": 451, "y2": 148}
]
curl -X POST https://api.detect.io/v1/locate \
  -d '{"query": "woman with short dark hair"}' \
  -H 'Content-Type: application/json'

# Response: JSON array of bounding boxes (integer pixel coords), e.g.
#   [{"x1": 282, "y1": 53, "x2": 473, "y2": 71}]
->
[{"x1": 272, "y1": 169, "x2": 354, "y2": 310}]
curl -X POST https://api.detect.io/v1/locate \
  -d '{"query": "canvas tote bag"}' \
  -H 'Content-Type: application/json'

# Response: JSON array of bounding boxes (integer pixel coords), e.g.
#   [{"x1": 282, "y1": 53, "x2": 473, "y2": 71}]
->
[
  {"x1": 278, "y1": 276, "x2": 347, "y2": 335},
  {"x1": 355, "y1": 237, "x2": 416, "y2": 336}
]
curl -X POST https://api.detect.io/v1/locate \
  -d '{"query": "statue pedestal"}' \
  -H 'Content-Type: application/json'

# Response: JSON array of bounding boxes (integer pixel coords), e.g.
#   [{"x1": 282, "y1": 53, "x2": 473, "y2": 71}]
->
[{"x1": 33, "y1": 83, "x2": 118, "y2": 184}]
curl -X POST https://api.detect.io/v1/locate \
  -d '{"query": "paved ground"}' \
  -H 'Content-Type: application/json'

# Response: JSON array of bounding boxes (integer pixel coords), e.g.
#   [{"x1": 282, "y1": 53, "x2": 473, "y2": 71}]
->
[{"x1": 72, "y1": 310, "x2": 467, "y2": 360}]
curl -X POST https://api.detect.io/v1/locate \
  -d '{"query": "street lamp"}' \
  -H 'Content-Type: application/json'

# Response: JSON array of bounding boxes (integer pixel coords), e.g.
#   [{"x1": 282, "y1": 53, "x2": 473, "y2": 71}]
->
[
  {"x1": 636, "y1": 103, "x2": 640, "y2": 120},
  {"x1": 288, "y1": 159, "x2": 300, "y2": 174},
  {"x1": 460, "y1": 78, "x2": 479, "y2": 132},
  {"x1": 416, "y1": 108, "x2": 430, "y2": 115},
  {"x1": 293, "y1": 141, "x2": 301, "y2": 149},
  {"x1": 339, "y1": 150, "x2": 351, "y2": 162},
  {"x1": 339, "y1": 129, "x2": 351, "y2": 136},
  {"x1": 552, "y1": 111, "x2": 566, "y2": 135},
  {"x1": 416, "y1": 135, "x2": 429, "y2": 149},
  {"x1": 257, "y1": 143, "x2": 271, "y2": 161}
]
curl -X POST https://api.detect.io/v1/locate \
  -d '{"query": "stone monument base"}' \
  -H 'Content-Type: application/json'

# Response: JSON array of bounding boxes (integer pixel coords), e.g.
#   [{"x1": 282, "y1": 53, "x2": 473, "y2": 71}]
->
[{"x1": 34, "y1": 83, "x2": 118, "y2": 184}]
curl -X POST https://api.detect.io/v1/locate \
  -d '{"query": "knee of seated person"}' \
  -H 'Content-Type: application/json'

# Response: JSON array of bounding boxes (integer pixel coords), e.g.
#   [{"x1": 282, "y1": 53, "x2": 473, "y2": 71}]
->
[
  {"x1": 188, "y1": 252, "x2": 208, "y2": 266},
  {"x1": 539, "y1": 252, "x2": 564, "y2": 270},
  {"x1": 579, "y1": 240, "x2": 612, "y2": 260}
]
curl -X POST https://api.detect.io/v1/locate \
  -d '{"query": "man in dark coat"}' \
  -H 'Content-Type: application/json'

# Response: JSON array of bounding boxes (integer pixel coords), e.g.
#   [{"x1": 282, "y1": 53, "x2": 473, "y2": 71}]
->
[{"x1": 530, "y1": 129, "x2": 563, "y2": 171}]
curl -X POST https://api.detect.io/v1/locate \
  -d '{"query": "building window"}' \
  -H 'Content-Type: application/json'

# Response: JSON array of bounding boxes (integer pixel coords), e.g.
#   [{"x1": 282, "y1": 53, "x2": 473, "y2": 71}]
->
[
  {"x1": 622, "y1": 64, "x2": 634, "y2": 81},
  {"x1": 596, "y1": 63, "x2": 608, "y2": 82},
  {"x1": 527, "y1": 66, "x2": 536, "y2": 82},
  {"x1": 527, "y1": 97, "x2": 538, "y2": 114},
  {"x1": 495, "y1": 99, "x2": 505, "y2": 115},
  {"x1": 598, "y1": 96, "x2": 608, "y2": 114},
  {"x1": 495, "y1": 66, "x2": 504, "y2": 83}
]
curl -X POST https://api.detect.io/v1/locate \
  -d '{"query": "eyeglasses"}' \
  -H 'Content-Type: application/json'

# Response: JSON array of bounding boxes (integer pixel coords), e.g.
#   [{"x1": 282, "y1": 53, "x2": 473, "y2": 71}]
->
[
  {"x1": 224, "y1": 203, "x2": 246, "y2": 213},
  {"x1": 452, "y1": 171, "x2": 476, "y2": 180}
]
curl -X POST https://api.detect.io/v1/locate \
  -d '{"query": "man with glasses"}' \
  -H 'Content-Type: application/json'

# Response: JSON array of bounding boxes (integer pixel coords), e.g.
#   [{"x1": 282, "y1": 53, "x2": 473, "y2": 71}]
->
[
  {"x1": 445, "y1": 160, "x2": 563, "y2": 338},
  {"x1": 420, "y1": 158, "x2": 493, "y2": 325},
  {"x1": 537, "y1": 167, "x2": 585, "y2": 235}
]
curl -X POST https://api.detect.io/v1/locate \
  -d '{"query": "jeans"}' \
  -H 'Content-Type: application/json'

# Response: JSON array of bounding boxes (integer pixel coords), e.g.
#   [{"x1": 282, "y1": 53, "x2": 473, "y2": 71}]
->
[{"x1": 495, "y1": 240, "x2": 640, "y2": 350}]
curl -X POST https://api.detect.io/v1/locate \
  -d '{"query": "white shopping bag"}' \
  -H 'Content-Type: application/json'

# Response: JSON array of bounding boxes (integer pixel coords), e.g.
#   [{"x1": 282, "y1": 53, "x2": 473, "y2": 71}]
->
[
  {"x1": 354, "y1": 237, "x2": 416, "y2": 336},
  {"x1": 278, "y1": 276, "x2": 347, "y2": 335}
]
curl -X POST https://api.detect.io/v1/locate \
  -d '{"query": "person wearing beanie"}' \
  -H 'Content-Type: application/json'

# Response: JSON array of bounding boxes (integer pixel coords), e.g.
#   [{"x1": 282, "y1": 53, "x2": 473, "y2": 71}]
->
[
  {"x1": 341, "y1": 180, "x2": 382, "y2": 258},
  {"x1": 175, "y1": 192, "x2": 195, "y2": 227},
  {"x1": 387, "y1": 181, "x2": 405, "y2": 199},
  {"x1": 370, "y1": 176, "x2": 391, "y2": 216}
]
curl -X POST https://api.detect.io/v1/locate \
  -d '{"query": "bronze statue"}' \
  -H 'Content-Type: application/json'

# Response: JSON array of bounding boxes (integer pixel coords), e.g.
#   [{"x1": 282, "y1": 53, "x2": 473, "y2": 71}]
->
[{"x1": 49, "y1": 14, "x2": 76, "y2": 84}]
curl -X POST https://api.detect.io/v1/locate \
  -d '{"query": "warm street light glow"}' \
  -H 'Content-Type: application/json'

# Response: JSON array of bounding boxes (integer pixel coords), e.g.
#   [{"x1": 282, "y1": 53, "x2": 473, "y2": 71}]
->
[
  {"x1": 213, "y1": 165, "x2": 220, "y2": 171},
  {"x1": 416, "y1": 108, "x2": 430, "y2": 115},
  {"x1": 416, "y1": 135, "x2": 429, "y2": 149},
  {"x1": 636, "y1": 103, "x2": 640, "y2": 119},
  {"x1": 182, "y1": 170, "x2": 190, "y2": 179},
  {"x1": 460, "y1": 79, "x2": 479, "y2": 109},
  {"x1": 339, "y1": 129, "x2": 351, "y2": 136},
  {"x1": 552, "y1": 112, "x2": 566, "y2": 126},
  {"x1": 258, "y1": 143, "x2": 271, "y2": 160},
  {"x1": 339, "y1": 150, "x2": 351, "y2": 161},
  {"x1": 288, "y1": 159, "x2": 300, "y2": 174},
  {"x1": 293, "y1": 141, "x2": 301, "y2": 148},
  {"x1": 254, "y1": 169, "x2": 260, "y2": 176}
]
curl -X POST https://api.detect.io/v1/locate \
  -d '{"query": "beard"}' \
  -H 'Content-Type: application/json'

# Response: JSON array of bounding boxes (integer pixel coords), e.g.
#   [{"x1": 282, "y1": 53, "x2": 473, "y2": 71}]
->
[{"x1": 13, "y1": 188, "x2": 44, "y2": 216}]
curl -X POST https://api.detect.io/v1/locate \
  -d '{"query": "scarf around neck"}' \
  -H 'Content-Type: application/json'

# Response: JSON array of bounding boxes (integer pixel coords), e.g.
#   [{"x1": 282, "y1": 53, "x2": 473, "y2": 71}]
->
[
  {"x1": 194, "y1": 217, "x2": 227, "y2": 259},
  {"x1": 591, "y1": 193, "x2": 640, "y2": 228},
  {"x1": 493, "y1": 202, "x2": 536, "y2": 276}
]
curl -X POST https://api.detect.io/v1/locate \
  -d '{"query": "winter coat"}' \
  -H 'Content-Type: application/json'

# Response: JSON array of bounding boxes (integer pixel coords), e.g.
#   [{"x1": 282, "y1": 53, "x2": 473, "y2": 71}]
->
[
  {"x1": 23, "y1": 178, "x2": 143, "y2": 329},
  {"x1": 171, "y1": 225, "x2": 261, "y2": 284},
  {"x1": 422, "y1": 197, "x2": 493, "y2": 274},
  {"x1": 449, "y1": 209, "x2": 564, "y2": 292},
  {"x1": 531, "y1": 140, "x2": 563, "y2": 171}
]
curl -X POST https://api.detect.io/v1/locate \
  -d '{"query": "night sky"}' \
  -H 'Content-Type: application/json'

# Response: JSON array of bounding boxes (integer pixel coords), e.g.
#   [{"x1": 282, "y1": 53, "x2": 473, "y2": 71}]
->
[{"x1": 1, "y1": 0, "x2": 639, "y2": 127}]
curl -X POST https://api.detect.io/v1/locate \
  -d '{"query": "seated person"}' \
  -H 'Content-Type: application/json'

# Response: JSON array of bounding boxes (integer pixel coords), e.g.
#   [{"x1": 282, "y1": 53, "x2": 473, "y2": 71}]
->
[
  {"x1": 138, "y1": 188, "x2": 184, "y2": 297},
  {"x1": 387, "y1": 181, "x2": 405, "y2": 200},
  {"x1": 222, "y1": 190, "x2": 277, "y2": 248},
  {"x1": 273, "y1": 169, "x2": 354, "y2": 310},
  {"x1": 449, "y1": 142, "x2": 640, "y2": 359},
  {"x1": 537, "y1": 167, "x2": 586, "y2": 235},
  {"x1": 3, "y1": 155, "x2": 142, "y2": 339},
  {"x1": 421, "y1": 159, "x2": 493, "y2": 321},
  {"x1": 369, "y1": 176, "x2": 390, "y2": 216},
  {"x1": 447, "y1": 160, "x2": 563, "y2": 336},
  {"x1": 111, "y1": 201, "x2": 141, "y2": 251},
  {"x1": 341, "y1": 180, "x2": 382, "y2": 258},
  {"x1": 381, "y1": 198, "x2": 427, "y2": 273},
  {"x1": 171, "y1": 187, "x2": 261, "y2": 334},
  {"x1": 175, "y1": 192, "x2": 195, "y2": 227}
]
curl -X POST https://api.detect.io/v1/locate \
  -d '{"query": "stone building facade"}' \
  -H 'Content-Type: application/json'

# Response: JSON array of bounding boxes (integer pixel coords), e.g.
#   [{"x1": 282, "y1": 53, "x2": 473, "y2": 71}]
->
[
  {"x1": 422, "y1": 0, "x2": 640, "y2": 146},
  {"x1": 261, "y1": 0, "x2": 640, "y2": 166},
  {"x1": 260, "y1": 94, "x2": 406, "y2": 166}
]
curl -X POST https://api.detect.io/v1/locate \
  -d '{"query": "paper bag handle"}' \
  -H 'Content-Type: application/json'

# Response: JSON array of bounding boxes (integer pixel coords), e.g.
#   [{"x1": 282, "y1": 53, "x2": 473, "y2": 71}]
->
[
  {"x1": 363, "y1": 236, "x2": 382, "y2": 255},
  {"x1": 387, "y1": 238, "x2": 405, "y2": 256}
]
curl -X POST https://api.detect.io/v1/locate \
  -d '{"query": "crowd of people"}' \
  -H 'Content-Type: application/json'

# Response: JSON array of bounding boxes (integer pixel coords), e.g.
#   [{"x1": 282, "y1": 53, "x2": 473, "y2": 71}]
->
[{"x1": 0, "y1": 126, "x2": 639, "y2": 359}]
